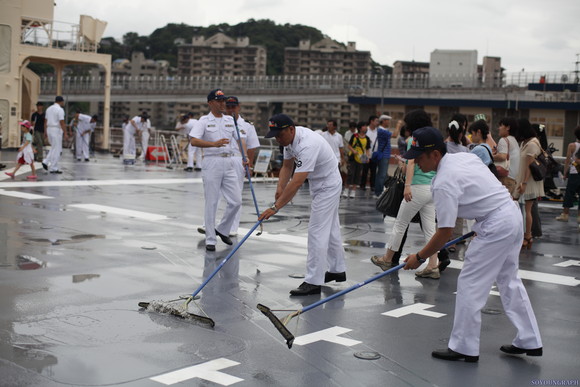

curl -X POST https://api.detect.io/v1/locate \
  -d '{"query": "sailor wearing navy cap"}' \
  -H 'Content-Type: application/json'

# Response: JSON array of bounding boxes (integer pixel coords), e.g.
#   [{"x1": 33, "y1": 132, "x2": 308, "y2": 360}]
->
[
  {"x1": 225, "y1": 95, "x2": 259, "y2": 236},
  {"x1": 259, "y1": 114, "x2": 347, "y2": 295},
  {"x1": 189, "y1": 89, "x2": 245, "y2": 251},
  {"x1": 402, "y1": 126, "x2": 543, "y2": 362}
]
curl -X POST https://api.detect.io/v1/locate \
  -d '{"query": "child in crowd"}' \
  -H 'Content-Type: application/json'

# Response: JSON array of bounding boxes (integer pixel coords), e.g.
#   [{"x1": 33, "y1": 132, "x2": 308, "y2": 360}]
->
[{"x1": 5, "y1": 121, "x2": 37, "y2": 180}]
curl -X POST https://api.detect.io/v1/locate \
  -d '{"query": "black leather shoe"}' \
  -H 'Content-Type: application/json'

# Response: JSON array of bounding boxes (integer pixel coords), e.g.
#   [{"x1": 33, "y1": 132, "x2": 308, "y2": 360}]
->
[
  {"x1": 215, "y1": 229, "x2": 233, "y2": 245},
  {"x1": 324, "y1": 271, "x2": 346, "y2": 283},
  {"x1": 500, "y1": 345, "x2": 542, "y2": 356},
  {"x1": 184, "y1": 167, "x2": 193, "y2": 172},
  {"x1": 197, "y1": 227, "x2": 206, "y2": 234},
  {"x1": 205, "y1": 244, "x2": 215, "y2": 252},
  {"x1": 41, "y1": 162, "x2": 48, "y2": 171},
  {"x1": 289, "y1": 282, "x2": 321, "y2": 296},
  {"x1": 432, "y1": 348, "x2": 479, "y2": 362}
]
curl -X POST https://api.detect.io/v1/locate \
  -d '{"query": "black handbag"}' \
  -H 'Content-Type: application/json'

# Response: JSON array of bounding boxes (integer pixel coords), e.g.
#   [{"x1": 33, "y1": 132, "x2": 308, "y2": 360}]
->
[
  {"x1": 529, "y1": 149, "x2": 548, "y2": 181},
  {"x1": 376, "y1": 168, "x2": 405, "y2": 218}
]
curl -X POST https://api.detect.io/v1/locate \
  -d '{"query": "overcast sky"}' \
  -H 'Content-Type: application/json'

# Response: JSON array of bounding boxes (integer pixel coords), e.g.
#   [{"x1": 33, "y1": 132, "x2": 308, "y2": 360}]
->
[{"x1": 54, "y1": 0, "x2": 580, "y2": 73}]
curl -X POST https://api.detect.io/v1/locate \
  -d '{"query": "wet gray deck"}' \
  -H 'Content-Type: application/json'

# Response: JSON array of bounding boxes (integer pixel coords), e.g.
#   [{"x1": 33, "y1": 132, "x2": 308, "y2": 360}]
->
[{"x1": 0, "y1": 150, "x2": 579, "y2": 387}]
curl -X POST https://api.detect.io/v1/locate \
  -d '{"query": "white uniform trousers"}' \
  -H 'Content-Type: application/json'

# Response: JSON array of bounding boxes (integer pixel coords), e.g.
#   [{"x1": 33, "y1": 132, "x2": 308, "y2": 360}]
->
[
  {"x1": 305, "y1": 182, "x2": 347, "y2": 285},
  {"x1": 230, "y1": 158, "x2": 247, "y2": 234},
  {"x1": 187, "y1": 144, "x2": 202, "y2": 168},
  {"x1": 75, "y1": 131, "x2": 90, "y2": 160},
  {"x1": 201, "y1": 156, "x2": 243, "y2": 245},
  {"x1": 44, "y1": 126, "x2": 63, "y2": 172},
  {"x1": 139, "y1": 130, "x2": 150, "y2": 160},
  {"x1": 123, "y1": 128, "x2": 136, "y2": 157},
  {"x1": 449, "y1": 201, "x2": 542, "y2": 356},
  {"x1": 388, "y1": 184, "x2": 436, "y2": 251}
]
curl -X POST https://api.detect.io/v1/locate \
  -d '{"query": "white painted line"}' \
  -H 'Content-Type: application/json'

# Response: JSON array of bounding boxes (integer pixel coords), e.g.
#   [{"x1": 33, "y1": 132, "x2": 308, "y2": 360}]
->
[
  {"x1": 150, "y1": 358, "x2": 243, "y2": 386},
  {"x1": 0, "y1": 162, "x2": 43, "y2": 181},
  {"x1": 0, "y1": 178, "x2": 203, "y2": 188},
  {"x1": 382, "y1": 303, "x2": 446, "y2": 318},
  {"x1": 448, "y1": 260, "x2": 580, "y2": 287},
  {"x1": 69, "y1": 204, "x2": 168, "y2": 221},
  {"x1": 293, "y1": 326, "x2": 362, "y2": 347},
  {"x1": 0, "y1": 189, "x2": 53, "y2": 200},
  {"x1": 554, "y1": 260, "x2": 580, "y2": 268},
  {"x1": 0, "y1": 177, "x2": 278, "y2": 188}
]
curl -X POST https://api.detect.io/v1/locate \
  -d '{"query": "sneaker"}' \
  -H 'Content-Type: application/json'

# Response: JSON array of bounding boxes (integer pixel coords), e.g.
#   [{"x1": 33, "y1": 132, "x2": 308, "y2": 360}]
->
[
  {"x1": 349, "y1": 190, "x2": 356, "y2": 198},
  {"x1": 555, "y1": 213, "x2": 569, "y2": 222},
  {"x1": 341, "y1": 190, "x2": 348, "y2": 198},
  {"x1": 370, "y1": 256, "x2": 395, "y2": 271},
  {"x1": 415, "y1": 267, "x2": 440, "y2": 279},
  {"x1": 289, "y1": 282, "x2": 321, "y2": 296}
]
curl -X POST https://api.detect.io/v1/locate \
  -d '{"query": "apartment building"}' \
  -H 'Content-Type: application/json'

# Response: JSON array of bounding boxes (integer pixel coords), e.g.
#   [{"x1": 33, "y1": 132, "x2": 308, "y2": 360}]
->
[{"x1": 177, "y1": 33, "x2": 267, "y2": 77}]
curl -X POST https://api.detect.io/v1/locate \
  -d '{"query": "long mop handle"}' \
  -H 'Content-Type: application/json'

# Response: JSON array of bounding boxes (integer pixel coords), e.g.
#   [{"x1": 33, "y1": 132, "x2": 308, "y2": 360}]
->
[
  {"x1": 190, "y1": 219, "x2": 263, "y2": 299},
  {"x1": 299, "y1": 231, "x2": 475, "y2": 315},
  {"x1": 232, "y1": 115, "x2": 261, "y2": 218}
]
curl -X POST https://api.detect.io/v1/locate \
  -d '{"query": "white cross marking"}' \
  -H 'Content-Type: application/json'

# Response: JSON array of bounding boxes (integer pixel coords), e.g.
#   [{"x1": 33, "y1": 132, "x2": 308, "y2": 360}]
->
[
  {"x1": 382, "y1": 303, "x2": 446, "y2": 318},
  {"x1": 293, "y1": 326, "x2": 362, "y2": 347},
  {"x1": 554, "y1": 260, "x2": 580, "y2": 268},
  {"x1": 0, "y1": 189, "x2": 53, "y2": 200},
  {"x1": 150, "y1": 358, "x2": 243, "y2": 386}
]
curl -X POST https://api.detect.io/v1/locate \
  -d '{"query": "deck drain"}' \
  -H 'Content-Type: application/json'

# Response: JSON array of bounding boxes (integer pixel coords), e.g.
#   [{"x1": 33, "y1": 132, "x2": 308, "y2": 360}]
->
[{"x1": 354, "y1": 351, "x2": 381, "y2": 360}]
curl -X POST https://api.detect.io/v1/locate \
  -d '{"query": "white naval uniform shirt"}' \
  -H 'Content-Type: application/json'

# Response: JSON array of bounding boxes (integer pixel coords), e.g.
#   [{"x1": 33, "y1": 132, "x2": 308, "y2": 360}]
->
[
  {"x1": 321, "y1": 131, "x2": 344, "y2": 163},
  {"x1": 236, "y1": 116, "x2": 259, "y2": 150},
  {"x1": 431, "y1": 152, "x2": 512, "y2": 228},
  {"x1": 76, "y1": 114, "x2": 92, "y2": 134},
  {"x1": 131, "y1": 116, "x2": 151, "y2": 132},
  {"x1": 45, "y1": 103, "x2": 64, "y2": 128},
  {"x1": 284, "y1": 126, "x2": 341, "y2": 191},
  {"x1": 189, "y1": 112, "x2": 239, "y2": 156},
  {"x1": 366, "y1": 127, "x2": 378, "y2": 152}
]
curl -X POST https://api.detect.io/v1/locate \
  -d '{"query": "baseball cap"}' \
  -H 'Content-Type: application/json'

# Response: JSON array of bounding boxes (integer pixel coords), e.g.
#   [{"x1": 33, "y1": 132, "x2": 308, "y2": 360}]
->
[
  {"x1": 207, "y1": 89, "x2": 226, "y2": 102},
  {"x1": 379, "y1": 114, "x2": 392, "y2": 121},
  {"x1": 402, "y1": 127, "x2": 444, "y2": 160},
  {"x1": 225, "y1": 96, "x2": 239, "y2": 106},
  {"x1": 140, "y1": 111, "x2": 149, "y2": 119},
  {"x1": 19, "y1": 120, "x2": 31, "y2": 129},
  {"x1": 474, "y1": 113, "x2": 487, "y2": 122},
  {"x1": 55, "y1": 96, "x2": 64, "y2": 102},
  {"x1": 265, "y1": 114, "x2": 294, "y2": 138}
]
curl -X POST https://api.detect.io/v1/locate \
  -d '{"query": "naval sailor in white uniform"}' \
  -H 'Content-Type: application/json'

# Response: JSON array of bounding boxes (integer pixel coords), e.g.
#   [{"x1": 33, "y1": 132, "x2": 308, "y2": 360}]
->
[
  {"x1": 189, "y1": 89, "x2": 245, "y2": 252},
  {"x1": 402, "y1": 126, "x2": 542, "y2": 362},
  {"x1": 259, "y1": 114, "x2": 347, "y2": 296}
]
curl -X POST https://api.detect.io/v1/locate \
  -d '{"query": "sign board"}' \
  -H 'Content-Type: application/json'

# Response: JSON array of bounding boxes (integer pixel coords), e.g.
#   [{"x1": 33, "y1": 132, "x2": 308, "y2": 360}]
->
[
  {"x1": 253, "y1": 149, "x2": 272, "y2": 174},
  {"x1": 146, "y1": 146, "x2": 168, "y2": 161}
]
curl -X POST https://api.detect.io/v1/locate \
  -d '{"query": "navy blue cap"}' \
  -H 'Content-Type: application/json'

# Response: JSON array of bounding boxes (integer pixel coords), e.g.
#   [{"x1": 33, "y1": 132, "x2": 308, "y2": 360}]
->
[
  {"x1": 225, "y1": 96, "x2": 239, "y2": 106},
  {"x1": 207, "y1": 89, "x2": 226, "y2": 102},
  {"x1": 402, "y1": 127, "x2": 445, "y2": 159},
  {"x1": 265, "y1": 114, "x2": 294, "y2": 138}
]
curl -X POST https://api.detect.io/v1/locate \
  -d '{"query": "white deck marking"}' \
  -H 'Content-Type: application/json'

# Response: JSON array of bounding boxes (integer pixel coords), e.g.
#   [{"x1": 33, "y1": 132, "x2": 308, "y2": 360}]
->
[
  {"x1": 0, "y1": 189, "x2": 53, "y2": 200},
  {"x1": 0, "y1": 163, "x2": 42, "y2": 181},
  {"x1": 0, "y1": 177, "x2": 203, "y2": 188},
  {"x1": 448, "y1": 260, "x2": 580, "y2": 287},
  {"x1": 69, "y1": 204, "x2": 168, "y2": 221},
  {"x1": 554, "y1": 260, "x2": 580, "y2": 268},
  {"x1": 382, "y1": 303, "x2": 446, "y2": 318},
  {"x1": 150, "y1": 358, "x2": 243, "y2": 386},
  {"x1": 293, "y1": 326, "x2": 362, "y2": 347}
]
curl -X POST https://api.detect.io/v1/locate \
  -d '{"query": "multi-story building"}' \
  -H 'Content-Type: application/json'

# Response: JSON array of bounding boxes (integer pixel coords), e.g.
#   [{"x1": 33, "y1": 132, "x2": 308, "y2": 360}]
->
[
  {"x1": 392, "y1": 61, "x2": 430, "y2": 77},
  {"x1": 284, "y1": 38, "x2": 371, "y2": 75},
  {"x1": 177, "y1": 33, "x2": 267, "y2": 77},
  {"x1": 480, "y1": 56, "x2": 504, "y2": 88}
]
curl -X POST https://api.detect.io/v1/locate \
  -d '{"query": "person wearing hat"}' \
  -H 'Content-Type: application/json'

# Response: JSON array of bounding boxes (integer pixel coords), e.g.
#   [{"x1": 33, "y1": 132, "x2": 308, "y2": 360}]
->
[
  {"x1": 130, "y1": 111, "x2": 152, "y2": 161},
  {"x1": 226, "y1": 95, "x2": 260, "y2": 236},
  {"x1": 258, "y1": 114, "x2": 347, "y2": 296},
  {"x1": 5, "y1": 121, "x2": 37, "y2": 180},
  {"x1": 42, "y1": 96, "x2": 69, "y2": 174},
  {"x1": 31, "y1": 102, "x2": 46, "y2": 162},
  {"x1": 189, "y1": 89, "x2": 244, "y2": 252},
  {"x1": 402, "y1": 126, "x2": 542, "y2": 362},
  {"x1": 374, "y1": 114, "x2": 401, "y2": 197}
]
